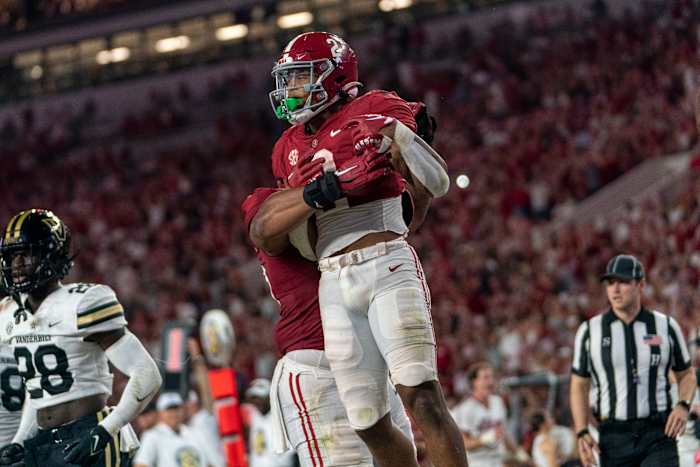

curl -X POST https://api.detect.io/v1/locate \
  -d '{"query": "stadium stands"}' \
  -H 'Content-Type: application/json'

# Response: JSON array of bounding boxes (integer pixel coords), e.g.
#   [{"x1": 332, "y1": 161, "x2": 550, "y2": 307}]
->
[
  {"x1": 0, "y1": 0, "x2": 178, "y2": 32},
  {"x1": 1, "y1": 0, "x2": 699, "y2": 454}
]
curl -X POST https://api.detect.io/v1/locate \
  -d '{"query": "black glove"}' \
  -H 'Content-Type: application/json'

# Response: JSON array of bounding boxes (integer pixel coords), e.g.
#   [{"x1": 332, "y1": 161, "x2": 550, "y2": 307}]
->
[
  {"x1": 63, "y1": 425, "x2": 111, "y2": 465},
  {"x1": 302, "y1": 171, "x2": 342, "y2": 210},
  {"x1": 412, "y1": 102, "x2": 437, "y2": 145},
  {"x1": 0, "y1": 443, "x2": 25, "y2": 467}
]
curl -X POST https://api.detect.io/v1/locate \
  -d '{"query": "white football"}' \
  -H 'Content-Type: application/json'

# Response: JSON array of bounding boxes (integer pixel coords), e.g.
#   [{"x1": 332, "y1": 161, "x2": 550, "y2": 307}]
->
[{"x1": 200, "y1": 309, "x2": 235, "y2": 368}]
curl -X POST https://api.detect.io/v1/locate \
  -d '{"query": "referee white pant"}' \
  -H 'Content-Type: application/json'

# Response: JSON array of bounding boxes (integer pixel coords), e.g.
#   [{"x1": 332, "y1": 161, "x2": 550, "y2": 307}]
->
[{"x1": 270, "y1": 349, "x2": 415, "y2": 467}]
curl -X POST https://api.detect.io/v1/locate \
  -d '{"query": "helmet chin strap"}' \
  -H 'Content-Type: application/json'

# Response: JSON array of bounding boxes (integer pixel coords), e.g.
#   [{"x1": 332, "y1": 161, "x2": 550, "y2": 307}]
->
[{"x1": 11, "y1": 291, "x2": 28, "y2": 323}]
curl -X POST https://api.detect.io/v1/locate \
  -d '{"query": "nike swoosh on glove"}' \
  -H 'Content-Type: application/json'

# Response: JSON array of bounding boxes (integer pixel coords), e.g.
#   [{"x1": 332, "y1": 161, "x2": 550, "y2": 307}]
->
[
  {"x1": 63, "y1": 425, "x2": 111, "y2": 465},
  {"x1": 0, "y1": 443, "x2": 25, "y2": 467},
  {"x1": 334, "y1": 148, "x2": 392, "y2": 194}
]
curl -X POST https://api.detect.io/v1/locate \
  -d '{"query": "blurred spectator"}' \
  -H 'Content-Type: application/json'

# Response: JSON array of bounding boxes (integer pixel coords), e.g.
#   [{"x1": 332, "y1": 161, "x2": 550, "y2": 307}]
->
[
  {"x1": 133, "y1": 400, "x2": 157, "y2": 438},
  {"x1": 529, "y1": 411, "x2": 577, "y2": 467},
  {"x1": 241, "y1": 379, "x2": 296, "y2": 467},
  {"x1": 186, "y1": 338, "x2": 226, "y2": 467},
  {"x1": 133, "y1": 392, "x2": 213, "y2": 467},
  {"x1": 450, "y1": 362, "x2": 530, "y2": 466}
]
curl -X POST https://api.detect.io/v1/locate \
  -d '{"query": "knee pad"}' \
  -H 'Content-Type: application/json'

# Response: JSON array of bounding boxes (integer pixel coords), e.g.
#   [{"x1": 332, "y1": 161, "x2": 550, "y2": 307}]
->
[
  {"x1": 374, "y1": 288, "x2": 433, "y2": 343},
  {"x1": 326, "y1": 419, "x2": 373, "y2": 466},
  {"x1": 388, "y1": 344, "x2": 438, "y2": 387},
  {"x1": 337, "y1": 371, "x2": 389, "y2": 430}
]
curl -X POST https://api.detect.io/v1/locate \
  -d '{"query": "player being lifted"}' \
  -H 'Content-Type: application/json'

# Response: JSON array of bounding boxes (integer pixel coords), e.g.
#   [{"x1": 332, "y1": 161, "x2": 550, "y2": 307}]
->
[
  {"x1": 242, "y1": 101, "x2": 433, "y2": 465},
  {"x1": 255, "y1": 32, "x2": 467, "y2": 467},
  {"x1": 0, "y1": 209, "x2": 162, "y2": 466}
]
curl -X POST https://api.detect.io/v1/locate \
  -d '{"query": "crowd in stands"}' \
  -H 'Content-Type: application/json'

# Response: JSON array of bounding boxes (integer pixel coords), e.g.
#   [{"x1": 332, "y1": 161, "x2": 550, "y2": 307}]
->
[
  {"x1": 0, "y1": 0, "x2": 175, "y2": 32},
  {"x1": 2, "y1": 0, "x2": 700, "y2": 451}
]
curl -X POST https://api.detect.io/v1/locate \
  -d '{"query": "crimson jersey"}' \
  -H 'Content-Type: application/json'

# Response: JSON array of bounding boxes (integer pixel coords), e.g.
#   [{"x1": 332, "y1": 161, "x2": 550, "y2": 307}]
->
[
  {"x1": 241, "y1": 188, "x2": 324, "y2": 355},
  {"x1": 271, "y1": 90, "x2": 417, "y2": 206}
]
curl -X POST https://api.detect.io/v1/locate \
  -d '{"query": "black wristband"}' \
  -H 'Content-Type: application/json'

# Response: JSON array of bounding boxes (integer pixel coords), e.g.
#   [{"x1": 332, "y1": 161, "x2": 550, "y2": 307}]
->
[
  {"x1": 302, "y1": 172, "x2": 341, "y2": 210},
  {"x1": 678, "y1": 400, "x2": 691, "y2": 412},
  {"x1": 576, "y1": 428, "x2": 589, "y2": 439}
]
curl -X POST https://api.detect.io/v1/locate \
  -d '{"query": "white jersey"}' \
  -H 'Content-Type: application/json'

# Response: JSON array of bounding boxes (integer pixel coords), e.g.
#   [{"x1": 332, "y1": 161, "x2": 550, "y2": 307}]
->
[
  {"x1": 133, "y1": 423, "x2": 210, "y2": 467},
  {"x1": 0, "y1": 283, "x2": 127, "y2": 410},
  {"x1": 248, "y1": 406, "x2": 295, "y2": 467},
  {"x1": 315, "y1": 196, "x2": 407, "y2": 258},
  {"x1": 451, "y1": 395, "x2": 507, "y2": 467},
  {"x1": 188, "y1": 409, "x2": 225, "y2": 467},
  {"x1": 531, "y1": 425, "x2": 576, "y2": 467},
  {"x1": 0, "y1": 323, "x2": 22, "y2": 446}
]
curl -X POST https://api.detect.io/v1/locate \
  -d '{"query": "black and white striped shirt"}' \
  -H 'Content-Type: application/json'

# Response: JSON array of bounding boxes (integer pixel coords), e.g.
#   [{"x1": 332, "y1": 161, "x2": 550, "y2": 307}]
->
[{"x1": 572, "y1": 307, "x2": 691, "y2": 421}]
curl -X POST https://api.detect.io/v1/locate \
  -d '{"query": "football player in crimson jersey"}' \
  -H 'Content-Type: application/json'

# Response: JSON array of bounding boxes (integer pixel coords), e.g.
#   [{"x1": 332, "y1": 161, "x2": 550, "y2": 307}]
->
[
  {"x1": 242, "y1": 104, "x2": 435, "y2": 467},
  {"x1": 260, "y1": 33, "x2": 467, "y2": 466},
  {"x1": 242, "y1": 185, "x2": 416, "y2": 467},
  {"x1": 0, "y1": 209, "x2": 162, "y2": 466}
]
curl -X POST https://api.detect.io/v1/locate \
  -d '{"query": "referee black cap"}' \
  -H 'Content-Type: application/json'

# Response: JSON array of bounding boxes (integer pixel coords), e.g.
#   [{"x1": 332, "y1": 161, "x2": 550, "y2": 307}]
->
[{"x1": 601, "y1": 254, "x2": 644, "y2": 282}]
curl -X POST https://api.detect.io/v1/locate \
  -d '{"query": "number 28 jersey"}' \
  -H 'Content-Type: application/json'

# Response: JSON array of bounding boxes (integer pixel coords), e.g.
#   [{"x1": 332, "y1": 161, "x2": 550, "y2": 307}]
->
[{"x1": 0, "y1": 283, "x2": 127, "y2": 410}]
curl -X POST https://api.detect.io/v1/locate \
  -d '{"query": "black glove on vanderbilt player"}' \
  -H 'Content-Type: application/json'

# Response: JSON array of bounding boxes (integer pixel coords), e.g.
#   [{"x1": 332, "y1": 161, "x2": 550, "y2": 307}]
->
[
  {"x1": 0, "y1": 443, "x2": 25, "y2": 467},
  {"x1": 63, "y1": 425, "x2": 111, "y2": 465}
]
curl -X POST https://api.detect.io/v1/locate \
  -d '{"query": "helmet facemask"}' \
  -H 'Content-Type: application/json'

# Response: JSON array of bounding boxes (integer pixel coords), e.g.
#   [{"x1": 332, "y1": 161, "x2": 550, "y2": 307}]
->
[{"x1": 269, "y1": 59, "x2": 337, "y2": 125}]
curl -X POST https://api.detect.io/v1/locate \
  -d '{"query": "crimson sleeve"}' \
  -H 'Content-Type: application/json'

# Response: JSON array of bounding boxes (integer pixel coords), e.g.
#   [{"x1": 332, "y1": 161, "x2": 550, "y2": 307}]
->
[
  {"x1": 241, "y1": 187, "x2": 278, "y2": 232},
  {"x1": 271, "y1": 128, "x2": 297, "y2": 181},
  {"x1": 365, "y1": 91, "x2": 417, "y2": 132}
]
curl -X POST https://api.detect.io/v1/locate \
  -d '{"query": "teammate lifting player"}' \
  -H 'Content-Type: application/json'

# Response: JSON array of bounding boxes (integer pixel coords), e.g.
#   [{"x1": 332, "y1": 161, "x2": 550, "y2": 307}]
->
[{"x1": 252, "y1": 32, "x2": 467, "y2": 467}]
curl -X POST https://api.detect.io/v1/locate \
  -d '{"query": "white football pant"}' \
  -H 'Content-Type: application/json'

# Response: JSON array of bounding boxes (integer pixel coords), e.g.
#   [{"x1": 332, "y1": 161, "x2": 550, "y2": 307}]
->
[
  {"x1": 270, "y1": 349, "x2": 415, "y2": 467},
  {"x1": 318, "y1": 239, "x2": 438, "y2": 430}
]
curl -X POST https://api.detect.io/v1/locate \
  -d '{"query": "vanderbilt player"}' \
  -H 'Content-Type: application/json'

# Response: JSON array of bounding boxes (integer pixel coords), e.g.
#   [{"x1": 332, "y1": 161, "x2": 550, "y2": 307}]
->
[{"x1": 0, "y1": 209, "x2": 162, "y2": 466}]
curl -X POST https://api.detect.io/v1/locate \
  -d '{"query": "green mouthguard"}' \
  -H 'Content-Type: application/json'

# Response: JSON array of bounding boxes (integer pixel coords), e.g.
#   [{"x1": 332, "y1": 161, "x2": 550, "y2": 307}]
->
[{"x1": 275, "y1": 97, "x2": 305, "y2": 121}]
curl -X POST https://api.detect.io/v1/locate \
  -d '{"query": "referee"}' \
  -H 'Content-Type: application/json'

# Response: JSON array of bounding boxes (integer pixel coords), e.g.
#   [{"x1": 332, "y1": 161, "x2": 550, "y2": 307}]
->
[{"x1": 570, "y1": 254, "x2": 697, "y2": 467}]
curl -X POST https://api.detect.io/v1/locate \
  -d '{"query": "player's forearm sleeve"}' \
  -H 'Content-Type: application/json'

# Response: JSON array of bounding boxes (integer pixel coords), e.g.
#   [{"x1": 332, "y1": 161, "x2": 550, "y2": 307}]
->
[
  {"x1": 12, "y1": 395, "x2": 38, "y2": 444},
  {"x1": 393, "y1": 120, "x2": 450, "y2": 197},
  {"x1": 101, "y1": 331, "x2": 162, "y2": 435}
]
